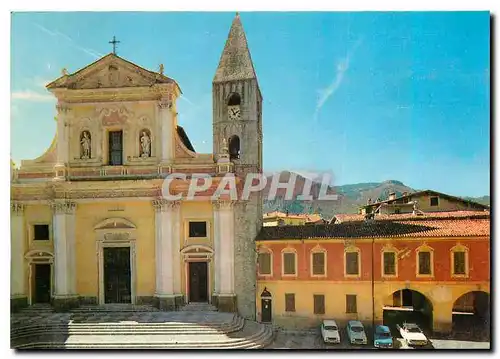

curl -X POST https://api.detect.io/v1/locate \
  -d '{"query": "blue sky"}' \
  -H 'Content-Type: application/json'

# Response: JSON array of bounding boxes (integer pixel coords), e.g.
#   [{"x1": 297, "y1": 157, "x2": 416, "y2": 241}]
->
[{"x1": 10, "y1": 12, "x2": 490, "y2": 197}]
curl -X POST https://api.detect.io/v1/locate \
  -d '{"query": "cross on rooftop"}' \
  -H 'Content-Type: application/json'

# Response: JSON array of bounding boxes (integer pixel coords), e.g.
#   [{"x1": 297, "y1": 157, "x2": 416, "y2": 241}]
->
[{"x1": 109, "y1": 36, "x2": 120, "y2": 55}]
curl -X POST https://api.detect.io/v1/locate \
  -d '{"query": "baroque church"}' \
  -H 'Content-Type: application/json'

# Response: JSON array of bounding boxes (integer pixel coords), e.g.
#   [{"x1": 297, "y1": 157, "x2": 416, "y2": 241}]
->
[{"x1": 10, "y1": 13, "x2": 263, "y2": 320}]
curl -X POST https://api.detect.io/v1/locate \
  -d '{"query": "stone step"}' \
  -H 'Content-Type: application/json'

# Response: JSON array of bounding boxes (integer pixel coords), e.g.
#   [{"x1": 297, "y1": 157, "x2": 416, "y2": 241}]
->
[
  {"x1": 12, "y1": 320, "x2": 274, "y2": 349},
  {"x1": 180, "y1": 303, "x2": 217, "y2": 312},
  {"x1": 11, "y1": 316, "x2": 244, "y2": 338},
  {"x1": 71, "y1": 305, "x2": 160, "y2": 313}
]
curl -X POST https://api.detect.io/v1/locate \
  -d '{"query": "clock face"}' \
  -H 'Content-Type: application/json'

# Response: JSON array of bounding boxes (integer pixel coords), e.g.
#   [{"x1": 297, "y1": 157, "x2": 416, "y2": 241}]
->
[{"x1": 228, "y1": 105, "x2": 241, "y2": 120}]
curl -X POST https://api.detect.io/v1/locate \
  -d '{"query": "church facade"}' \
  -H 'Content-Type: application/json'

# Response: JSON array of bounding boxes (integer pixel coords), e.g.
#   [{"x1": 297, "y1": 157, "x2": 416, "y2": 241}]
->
[{"x1": 10, "y1": 14, "x2": 263, "y2": 320}]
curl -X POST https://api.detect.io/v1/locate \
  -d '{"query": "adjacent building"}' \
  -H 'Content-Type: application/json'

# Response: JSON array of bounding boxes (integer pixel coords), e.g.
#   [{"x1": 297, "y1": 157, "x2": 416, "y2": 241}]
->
[
  {"x1": 359, "y1": 189, "x2": 489, "y2": 216},
  {"x1": 263, "y1": 211, "x2": 325, "y2": 227},
  {"x1": 255, "y1": 210, "x2": 490, "y2": 334}
]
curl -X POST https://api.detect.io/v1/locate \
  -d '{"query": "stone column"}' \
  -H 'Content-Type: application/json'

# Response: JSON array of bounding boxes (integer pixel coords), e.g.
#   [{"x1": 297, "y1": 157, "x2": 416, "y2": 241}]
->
[
  {"x1": 158, "y1": 99, "x2": 174, "y2": 163},
  {"x1": 54, "y1": 103, "x2": 71, "y2": 180},
  {"x1": 11, "y1": 202, "x2": 27, "y2": 311},
  {"x1": 51, "y1": 200, "x2": 79, "y2": 311},
  {"x1": 213, "y1": 200, "x2": 236, "y2": 312},
  {"x1": 153, "y1": 199, "x2": 182, "y2": 310}
]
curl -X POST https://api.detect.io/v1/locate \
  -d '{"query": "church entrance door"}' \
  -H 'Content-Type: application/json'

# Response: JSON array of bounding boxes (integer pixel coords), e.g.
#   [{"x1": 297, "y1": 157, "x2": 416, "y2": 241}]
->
[
  {"x1": 103, "y1": 247, "x2": 131, "y2": 304},
  {"x1": 34, "y1": 264, "x2": 51, "y2": 304},
  {"x1": 189, "y1": 262, "x2": 208, "y2": 302}
]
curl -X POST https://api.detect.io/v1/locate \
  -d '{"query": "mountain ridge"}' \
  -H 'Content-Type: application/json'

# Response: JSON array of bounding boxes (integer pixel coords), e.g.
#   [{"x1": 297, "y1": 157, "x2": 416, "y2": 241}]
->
[{"x1": 262, "y1": 172, "x2": 490, "y2": 216}]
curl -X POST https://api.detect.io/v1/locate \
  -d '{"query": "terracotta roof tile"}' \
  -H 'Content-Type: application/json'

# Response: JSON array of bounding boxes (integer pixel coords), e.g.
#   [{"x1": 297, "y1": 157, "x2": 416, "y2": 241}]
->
[
  {"x1": 257, "y1": 216, "x2": 490, "y2": 240},
  {"x1": 333, "y1": 211, "x2": 489, "y2": 223}
]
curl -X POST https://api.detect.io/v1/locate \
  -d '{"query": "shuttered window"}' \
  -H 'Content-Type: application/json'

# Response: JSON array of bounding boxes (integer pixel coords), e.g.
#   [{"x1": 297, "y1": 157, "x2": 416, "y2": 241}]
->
[
  {"x1": 453, "y1": 251, "x2": 466, "y2": 275},
  {"x1": 346, "y1": 295, "x2": 357, "y2": 313},
  {"x1": 313, "y1": 294, "x2": 325, "y2": 314},
  {"x1": 283, "y1": 252, "x2": 296, "y2": 275},
  {"x1": 285, "y1": 293, "x2": 295, "y2": 312},
  {"x1": 345, "y1": 252, "x2": 359, "y2": 275},
  {"x1": 383, "y1": 252, "x2": 396, "y2": 275},
  {"x1": 418, "y1": 251, "x2": 431, "y2": 275},
  {"x1": 258, "y1": 253, "x2": 271, "y2": 275},
  {"x1": 108, "y1": 130, "x2": 123, "y2": 166},
  {"x1": 312, "y1": 252, "x2": 325, "y2": 275}
]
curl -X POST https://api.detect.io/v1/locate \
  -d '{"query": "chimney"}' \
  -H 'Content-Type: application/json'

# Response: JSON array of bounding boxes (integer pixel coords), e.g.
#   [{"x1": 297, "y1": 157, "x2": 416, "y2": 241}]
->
[{"x1": 388, "y1": 192, "x2": 396, "y2": 201}]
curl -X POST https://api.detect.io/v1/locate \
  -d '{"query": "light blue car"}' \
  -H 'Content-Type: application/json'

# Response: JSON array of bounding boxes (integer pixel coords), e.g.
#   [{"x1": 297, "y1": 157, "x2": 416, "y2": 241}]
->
[
  {"x1": 346, "y1": 320, "x2": 368, "y2": 345},
  {"x1": 374, "y1": 325, "x2": 393, "y2": 348}
]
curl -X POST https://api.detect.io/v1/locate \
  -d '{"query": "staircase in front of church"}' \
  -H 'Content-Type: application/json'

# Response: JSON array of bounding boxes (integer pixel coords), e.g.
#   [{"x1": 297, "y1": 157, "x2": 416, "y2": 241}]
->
[{"x1": 11, "y1": 309, "x2": 274, "y2": 349}]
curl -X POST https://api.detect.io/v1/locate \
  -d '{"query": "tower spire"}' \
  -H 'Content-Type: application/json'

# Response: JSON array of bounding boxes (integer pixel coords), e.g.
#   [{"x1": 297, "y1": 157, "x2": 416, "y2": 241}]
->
[{"x1": 213, "y1": 13, "x2": 257, "y2": 83}]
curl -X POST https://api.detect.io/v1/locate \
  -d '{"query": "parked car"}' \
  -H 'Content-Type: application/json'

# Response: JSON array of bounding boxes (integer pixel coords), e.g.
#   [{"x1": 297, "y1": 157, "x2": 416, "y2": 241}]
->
[
  {"x1": 374, "y1": 325, "x2": 393, "y2": 348},
  {"x1": 321, "y1": 319, "x2": 341, "y2": 344},
  {"x1": 346, "y1": 320, "x2": 368, "y2": 345},
  {"x1": 396, "y1": 322, "x2": 429, "y2": 346}
]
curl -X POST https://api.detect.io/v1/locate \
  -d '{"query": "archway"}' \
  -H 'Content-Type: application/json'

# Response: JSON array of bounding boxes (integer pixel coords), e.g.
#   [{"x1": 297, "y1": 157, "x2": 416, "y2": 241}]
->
[
  {"x1": 383, "y1": 289, "x2": 433, "y2": 332},
  {"x1": 227, "y1": 93, "x2": 241, "y2": 106},
  {"x1": 452, "y1": 291, "x2": 490, "y2": 340},
  {"x1": 228, "y1": 135, "x2": 240, "y2": 160}
]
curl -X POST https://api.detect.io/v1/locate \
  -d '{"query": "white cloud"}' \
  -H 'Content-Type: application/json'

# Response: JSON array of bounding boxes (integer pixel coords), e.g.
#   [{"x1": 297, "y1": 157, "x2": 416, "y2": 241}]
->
[
  {"x1": 180, "y1": 95, "x2": 195, "y2": 106},
  {"x1": 33, "y1": 22, "x2": 104, "y2": 59},
  {"x1": 314, "y1": 38, "x2": 363, "y2": 120},
  {"x1": 11, "y1": 90, "x2": 54, "y2": 102}
]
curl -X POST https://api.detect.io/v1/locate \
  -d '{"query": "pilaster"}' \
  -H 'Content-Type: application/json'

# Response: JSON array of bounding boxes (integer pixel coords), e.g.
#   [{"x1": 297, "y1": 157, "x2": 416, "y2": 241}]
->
[
  {"x1": 11, "y1": 202, "x2": 28, "y2": 311},
  {"x1": 158, "y1": 99, "x2": 174, "y2": 163},
  {"x1": 54, "y1": 103, "x2": 71, "y2": 180}
]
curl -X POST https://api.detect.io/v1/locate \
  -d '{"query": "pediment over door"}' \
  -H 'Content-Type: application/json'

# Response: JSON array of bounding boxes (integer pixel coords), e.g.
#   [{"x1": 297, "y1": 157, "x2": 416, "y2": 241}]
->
[{"x1": 94, "y1": 217, "x2": 137, "y2": 231}]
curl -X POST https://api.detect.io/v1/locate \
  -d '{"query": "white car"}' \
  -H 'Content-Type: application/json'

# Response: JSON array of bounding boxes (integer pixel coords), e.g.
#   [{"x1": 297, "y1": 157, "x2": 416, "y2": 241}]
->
[
  {"x1": 321, "y1": 319, "x2": 341, "y2": 344},
  {"x1": 347, "y1": 320, "x2": 368, "y2": 345},
  {"x1": 397, "y1": 323, "x2": 429, "y2": 346}
]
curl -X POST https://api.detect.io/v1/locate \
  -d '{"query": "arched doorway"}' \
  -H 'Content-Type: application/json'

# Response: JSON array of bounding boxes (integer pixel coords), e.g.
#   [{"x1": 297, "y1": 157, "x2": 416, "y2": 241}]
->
[
  {"x1": 452, "y1": 291, "x2": 490, "y2": 339},
  {"x1": 228, "y1": 135, "x2": 240, "y2": 160},
  {"x1": 260, "y1": 287, "x2": 272, "y2": 323},
  {"x1": 383, "y1": 289, "x2": 433, "y2": 332}
]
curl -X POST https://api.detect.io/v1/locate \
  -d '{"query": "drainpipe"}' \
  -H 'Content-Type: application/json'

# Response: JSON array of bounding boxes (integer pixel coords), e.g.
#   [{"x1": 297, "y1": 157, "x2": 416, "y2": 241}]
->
[{"x1": 372, "y1": 236, "x2": 375, "y2": 338}]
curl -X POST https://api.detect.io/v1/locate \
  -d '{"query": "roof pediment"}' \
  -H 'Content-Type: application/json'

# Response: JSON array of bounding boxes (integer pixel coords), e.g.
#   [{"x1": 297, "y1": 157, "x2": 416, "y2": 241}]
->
[{"x1": 47, "y1": 53, "x2": 177, "y2": 91}]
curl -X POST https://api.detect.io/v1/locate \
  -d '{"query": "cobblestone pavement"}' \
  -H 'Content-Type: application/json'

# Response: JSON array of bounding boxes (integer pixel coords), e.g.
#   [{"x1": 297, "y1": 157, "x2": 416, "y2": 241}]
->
[{"x1": 267, "y1": 331, "x2": 490, "y2": 350}]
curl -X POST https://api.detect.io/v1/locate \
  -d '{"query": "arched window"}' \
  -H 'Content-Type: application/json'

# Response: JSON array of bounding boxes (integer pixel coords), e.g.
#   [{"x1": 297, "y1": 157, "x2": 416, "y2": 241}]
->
[
  {"x1": 310, "y1": 245, "x2": 327, "y2": 277},
  {"x1": 450, "y1": 244, "x2": 469, "y2": 278},
  {"x1": 227, "y1": 93, "x2": 241, "y2": 106},
  {"x1": 228, "y1": 135, "x2": 240, "y2": 160},
  {"x1": 416, "y1": 244, "x2": 434, "y2": 277}
]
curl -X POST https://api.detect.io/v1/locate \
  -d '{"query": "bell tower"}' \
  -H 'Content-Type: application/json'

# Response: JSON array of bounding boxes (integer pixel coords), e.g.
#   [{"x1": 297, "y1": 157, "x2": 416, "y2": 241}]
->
[
  {"x1": 213, "y1": 13, "x2": 263, "y2": 174},
  {"x1": 212, "y1": 13, "x2": 263, "y2": 320}
]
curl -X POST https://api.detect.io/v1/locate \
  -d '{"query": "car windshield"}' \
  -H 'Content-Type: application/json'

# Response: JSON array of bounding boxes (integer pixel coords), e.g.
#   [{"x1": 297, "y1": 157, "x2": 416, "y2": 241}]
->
[
  {"x1": 324, "y1": 326, "x2": 338, "y2": 331},
  {"x1": 407, "y1": 327, "x2": 422, "y2": 333},
  {"x1": 351, "y1": 326, "x2": 364, "y2": 332},
  {"x1": 377, "y1": 332, "x2": 391, "y2": 338}
]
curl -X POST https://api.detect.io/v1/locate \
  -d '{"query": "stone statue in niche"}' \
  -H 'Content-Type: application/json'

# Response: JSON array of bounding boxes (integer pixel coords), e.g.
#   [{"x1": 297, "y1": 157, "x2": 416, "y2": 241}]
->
[
  {"x1": 140, "y1": 130, "x2": 151, "y2": 158},
  {"x1": 80, "y1": 131, "x2": 91, "y2": 159}
]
